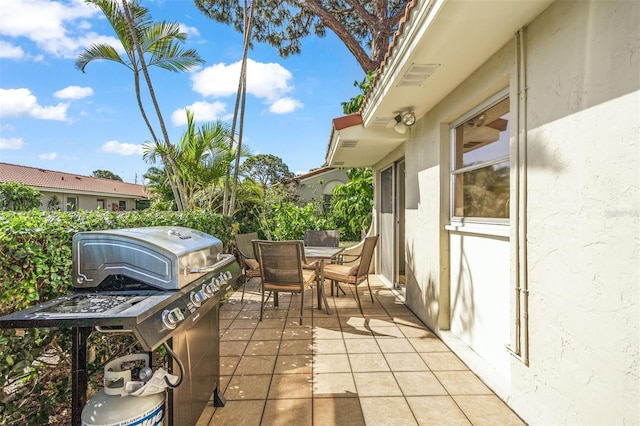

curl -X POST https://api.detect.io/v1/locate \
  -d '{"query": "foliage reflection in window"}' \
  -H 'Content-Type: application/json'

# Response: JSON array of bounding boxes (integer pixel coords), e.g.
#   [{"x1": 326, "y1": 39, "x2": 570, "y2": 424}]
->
[
  {"x1": 452, "y1": 97, "x2": 510, "y2": 219},
  {"x1": 66, "y1": 197, "x2": 77, "y2": 212}
]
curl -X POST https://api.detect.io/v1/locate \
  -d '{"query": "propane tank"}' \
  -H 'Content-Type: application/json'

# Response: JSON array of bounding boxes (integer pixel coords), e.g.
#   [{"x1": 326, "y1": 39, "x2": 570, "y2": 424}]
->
[{"x1": 81, "y1": 354, "x2": 165, "y2": 426}]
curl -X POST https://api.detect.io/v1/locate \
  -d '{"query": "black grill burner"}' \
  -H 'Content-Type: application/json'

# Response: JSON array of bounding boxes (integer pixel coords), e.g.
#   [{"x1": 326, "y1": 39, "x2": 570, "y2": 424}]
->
[{"x1": 0, "y1": 226, "x2": 240, "y2": 425}]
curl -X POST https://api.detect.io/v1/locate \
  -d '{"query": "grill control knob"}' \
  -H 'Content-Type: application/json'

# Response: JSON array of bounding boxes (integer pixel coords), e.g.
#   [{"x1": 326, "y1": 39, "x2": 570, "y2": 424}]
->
[
  {"x1": 203, "y1": 282, "x2": 216, "y2": 296},
  {"x1": 190, "y1": 290, "x2": 205, "y2": 307},
  {"x1": 162, "y1": 308, "x2": 185, "y2": 329},
  {"x1": 202, "y1": 284, "x2": 213, "y2": 297},
  {"x1": 218, "y1": 272, "x2": 228, "y2": 284},
  {"x1": 210, "y1": 282, "x2": 220, "y2": 293},
  {"x1": 224, "y1": 271, "x2": 233, "y2": 280}
]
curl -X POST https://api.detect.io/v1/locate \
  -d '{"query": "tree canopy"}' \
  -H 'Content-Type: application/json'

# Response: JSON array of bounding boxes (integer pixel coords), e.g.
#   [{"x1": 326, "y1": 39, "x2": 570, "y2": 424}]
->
[
  {"x1": 91, "y1": 170, "x2": 123, "y2": 181},
  {"x1": 239, "y1": 154, "x2": 295, "y2": 195},
  {"x1": 194, "y1": 0, "x2": 410, "y2": 72}
]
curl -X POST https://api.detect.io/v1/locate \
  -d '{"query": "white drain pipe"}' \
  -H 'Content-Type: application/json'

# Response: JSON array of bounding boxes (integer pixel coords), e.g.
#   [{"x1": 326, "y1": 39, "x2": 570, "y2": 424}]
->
[{"x1": 507, "y1": 27, "x2": 530, "y2": 366}]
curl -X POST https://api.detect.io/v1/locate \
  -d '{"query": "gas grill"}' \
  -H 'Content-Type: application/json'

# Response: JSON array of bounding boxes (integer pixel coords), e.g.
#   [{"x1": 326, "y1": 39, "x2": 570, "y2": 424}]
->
[{"x1": 0, "y1": 226, "x2": 240, "y2": 425}]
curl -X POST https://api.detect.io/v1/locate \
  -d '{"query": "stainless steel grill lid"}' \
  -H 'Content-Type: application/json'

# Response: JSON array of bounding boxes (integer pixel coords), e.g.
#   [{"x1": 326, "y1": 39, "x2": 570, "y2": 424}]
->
[{"x1": 73, "y1": 226, "x2": 224, "y2": 290}]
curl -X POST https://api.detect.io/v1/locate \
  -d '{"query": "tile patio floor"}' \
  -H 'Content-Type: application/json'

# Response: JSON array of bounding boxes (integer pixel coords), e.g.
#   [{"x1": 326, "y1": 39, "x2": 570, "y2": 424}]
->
[{"x1": 197, "y1": 276, "x2": 525, "y2": 426}]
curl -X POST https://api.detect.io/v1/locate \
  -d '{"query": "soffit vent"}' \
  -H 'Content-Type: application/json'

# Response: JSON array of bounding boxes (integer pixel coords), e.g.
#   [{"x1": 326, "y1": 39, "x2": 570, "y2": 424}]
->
[
  {"x1": 341, "y1": 140, "x2": 358, "y2": 148},
  {"x1": 397, "y1": 63, "x2": 440, "y2": 87},
  {"x1": 371, "y1": 117, "x2": 393, "y2": 128},
  {"x1": 333, "y1": 161, "x2": 345, "y2": 166}
]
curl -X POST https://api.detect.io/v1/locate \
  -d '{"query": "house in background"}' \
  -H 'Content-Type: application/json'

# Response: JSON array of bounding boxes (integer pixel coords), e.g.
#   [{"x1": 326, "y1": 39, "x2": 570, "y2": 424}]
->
[
  {"x1": 0, "y1": 162, "x2": 148, "y2": 211},
  {"x1": 284, "y1": 166, "x2": 348, "y2": 208},
  {"x1": 327, "y1": 0, "x2": 638, "y2": 424}
]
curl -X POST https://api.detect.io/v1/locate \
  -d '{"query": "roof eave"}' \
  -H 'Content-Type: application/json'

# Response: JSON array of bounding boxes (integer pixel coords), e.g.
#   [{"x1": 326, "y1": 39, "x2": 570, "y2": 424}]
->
[{"x1": 327, "y1": 0, "x2": 554, "y2": 167}]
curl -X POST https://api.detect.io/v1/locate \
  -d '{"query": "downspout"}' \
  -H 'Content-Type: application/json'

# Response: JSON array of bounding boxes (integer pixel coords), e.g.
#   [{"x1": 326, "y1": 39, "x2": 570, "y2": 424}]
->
[
  {"x1": 507, "y1": 27, "x2": 530, "y2": 366},
  {"x1": 519, "y1": 26, "x2": 530, "y2": 367}
]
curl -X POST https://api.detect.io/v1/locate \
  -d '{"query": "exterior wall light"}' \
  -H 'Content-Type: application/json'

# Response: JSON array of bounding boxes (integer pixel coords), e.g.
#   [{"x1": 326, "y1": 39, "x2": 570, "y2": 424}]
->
[
  {"x1": 401, "y1": 111, "x2": 416, "y2": 126},
  {"x1": 394, "y1": 111, "x2": 416, "y2": 134}
]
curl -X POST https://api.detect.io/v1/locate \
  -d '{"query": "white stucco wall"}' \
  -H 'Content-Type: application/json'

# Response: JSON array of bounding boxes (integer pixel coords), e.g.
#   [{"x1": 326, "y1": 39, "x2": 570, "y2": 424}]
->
[
  {"x1": 293, "y1": 169, "x2": 348, "y2": 204},
  {"x1": 392, "y1": 0, "x2": 638, "y2": 424},
  {"x1": 449, "y1": 232, "x2": 511, "y2": 382},
  {"x1": 509, "y1": 1, "x2": 640, "y2": 423},
  {"x1": 401, "y1": 34, "x2": 513, "y2": 334},
  {"x1": 40, "y1": 191, "x2": 138, "y2": 211}
]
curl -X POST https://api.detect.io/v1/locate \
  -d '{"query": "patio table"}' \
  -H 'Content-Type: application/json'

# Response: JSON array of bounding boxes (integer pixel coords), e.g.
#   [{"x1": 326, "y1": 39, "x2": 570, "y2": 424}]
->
[{"x1": 304, "y1": 246, "x2": 344, "y2": 315}]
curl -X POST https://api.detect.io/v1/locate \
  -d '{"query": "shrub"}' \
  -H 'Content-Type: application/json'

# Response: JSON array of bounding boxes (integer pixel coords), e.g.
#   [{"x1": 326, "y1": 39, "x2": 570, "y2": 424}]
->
[{"x1": 0, "y1": 182, "x2": 41, "y2": 211}]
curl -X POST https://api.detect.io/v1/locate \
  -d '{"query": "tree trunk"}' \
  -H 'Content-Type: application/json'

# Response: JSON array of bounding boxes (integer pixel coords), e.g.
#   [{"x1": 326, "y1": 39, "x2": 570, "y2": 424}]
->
[
  {"x1": 302, "y1": 0, "x2": 379, "y2": 71},
  {"x1": 227, "y1": 0, "x2": 256, "y2": 216}
]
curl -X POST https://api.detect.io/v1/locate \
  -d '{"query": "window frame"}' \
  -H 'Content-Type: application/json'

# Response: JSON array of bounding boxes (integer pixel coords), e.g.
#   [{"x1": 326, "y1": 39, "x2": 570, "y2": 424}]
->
[{"x1": 449, "y1": 89, "x2": 510, "y2": 226}]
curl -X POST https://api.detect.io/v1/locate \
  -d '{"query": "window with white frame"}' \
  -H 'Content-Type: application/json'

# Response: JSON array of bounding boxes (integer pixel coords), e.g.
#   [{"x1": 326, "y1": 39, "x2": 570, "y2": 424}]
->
[{"x1": 451, "y1": 95, "x2": 510, "y2": 220}]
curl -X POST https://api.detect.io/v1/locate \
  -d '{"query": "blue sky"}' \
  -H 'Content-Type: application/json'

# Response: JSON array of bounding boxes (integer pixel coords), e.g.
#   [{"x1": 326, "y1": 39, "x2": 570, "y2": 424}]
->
[{"x1": 0, "y1": 0, "x2": 364, "y2": 184}]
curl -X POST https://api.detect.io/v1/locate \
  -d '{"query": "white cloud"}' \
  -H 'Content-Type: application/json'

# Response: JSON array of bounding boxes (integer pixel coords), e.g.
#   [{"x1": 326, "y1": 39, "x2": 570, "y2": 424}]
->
[
  {"x1": 171, "y1": 101, "x2": 230, "y2": 126},
  {"x1": 39, "y1": 152, "x2": 57, "y2": 160},
  {"x1": 0, "y1": 88, "x2": 69, "y2": 121},
  {"x1": 269, "y1": 97, "x2": 303, "y2": 114},
  {"x1": 0, "y1": 40, "x2": 25, "y2": 59},
  {"x1": 191, "y1": 58, "x2": 302, "y2": 113},
  {"x1": 179, "y1": 23, "x2": 200, "y2": 38},
  {"x1": 0, "y1": 137, "x2": 24, "y2": 150},
  {"x1": 100, "y1": 140, "x2": 143, "y2": 156},
  {"x1": 54, "y1": 86, "x2": 94, "y2": 99},
  {"x1": 0, "y1": 0, "x2": 119, "y2": 59}
]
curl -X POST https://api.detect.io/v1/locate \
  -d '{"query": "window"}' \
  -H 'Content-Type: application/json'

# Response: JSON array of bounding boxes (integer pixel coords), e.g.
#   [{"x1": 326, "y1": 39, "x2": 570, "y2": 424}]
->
[
  {"x1": 66, "y1": 197, "x2": 77, "y2": 212},
  {"x1": 97, "y1": 199, "x2": 105, "y2": 209},
  {"x1": 451, "y1": 96, "x2": 510, "y2": 220},
  {"x1": 322, "y1": 180, "x2": 343, "y2": 211},
  {"x1": 323, "y1": 194, "x2": 332, "y2": 211},
  {"x1": 118, "y1": 200, "x2": 126, "y2": 211}
]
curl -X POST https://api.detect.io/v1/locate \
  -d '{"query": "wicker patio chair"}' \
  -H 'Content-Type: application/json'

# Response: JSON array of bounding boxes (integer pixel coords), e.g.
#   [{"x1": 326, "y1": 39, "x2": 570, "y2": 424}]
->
[
  {"x1": 322, "y1": 235, "x2": 379, "y2": 314},
  {"x1": 234, "y1": 232, "x2": 262, "y2": 301},
  {"x1": 253, "y1": 240, "x2": 318, "y2": 325},
  {"x1": 303, "y1": 230, "x2": 340, "y2": 248}
]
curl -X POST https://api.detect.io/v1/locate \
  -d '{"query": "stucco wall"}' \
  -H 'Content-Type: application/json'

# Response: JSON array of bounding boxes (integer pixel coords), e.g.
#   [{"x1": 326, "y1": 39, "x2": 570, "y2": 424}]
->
[
  {"x1": 400, "y1": 37, "x2": 513, "y2": 333},
  {"x1": 449, "y1": 232, "x2": 511, "y2": 382},
  {"x1": 41, "y1": 191, "x2": 138, "y2": 211},
  {"x1": 393, "y1": 0, "x2": 639, "y2": 424},
  {"x1": 509, "y1": 1, "x2": 640, "y2": 423},
  {"x1": 293, "y1": 169, "x2": 348, "y2": 204}
]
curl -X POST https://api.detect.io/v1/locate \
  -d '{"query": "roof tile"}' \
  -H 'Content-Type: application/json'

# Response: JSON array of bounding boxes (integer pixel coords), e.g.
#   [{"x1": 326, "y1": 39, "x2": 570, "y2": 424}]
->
[{"x1": 0, "y1": 162, "x2": 147, "y2": 198}]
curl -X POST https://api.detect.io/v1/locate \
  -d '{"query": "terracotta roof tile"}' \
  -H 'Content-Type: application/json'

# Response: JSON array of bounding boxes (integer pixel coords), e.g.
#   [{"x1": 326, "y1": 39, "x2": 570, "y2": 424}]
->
[
  {"x1": 0, "y1": 162, "x2": 148, "y2": 198},
  {"x1": 333, "y1": 114, "x2": 363, "y2": 131},
  {"x1": 362, "y1": 0, "x2": 418, "y2": 113}
]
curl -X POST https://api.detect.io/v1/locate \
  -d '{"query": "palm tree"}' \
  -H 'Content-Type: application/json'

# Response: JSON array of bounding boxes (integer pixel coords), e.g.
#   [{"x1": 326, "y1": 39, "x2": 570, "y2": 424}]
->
[
  {"x1": 176, "y1": 110, "x2": 232, "y2": 210},
  {"x1": 142, "y1": 166, "x2": 175, "y2": 209},
  {"x1": 77, "y1": 0, "x2": 204, "y2": 211},
  {"x1": 144, "y1": 110, "x2": 252, "y2": 211}
]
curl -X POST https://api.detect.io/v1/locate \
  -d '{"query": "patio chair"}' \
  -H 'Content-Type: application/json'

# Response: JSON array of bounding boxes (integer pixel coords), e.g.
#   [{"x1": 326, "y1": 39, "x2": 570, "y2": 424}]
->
[
  {"x1": 253, "y1": 240, "x2": 318, "y2": 325},
  {"x1": 234, "y1": 232, "x2": 262, "y2": 301},
  {"x1": 304, "y1": 230, "x2": 345, "y2": 296},
  {"x1": 322, "y1": 235, "x2": 379, "y2": 314},
  {"x1": 303, "y1": 230, "x2": 340, "y2": 248}
]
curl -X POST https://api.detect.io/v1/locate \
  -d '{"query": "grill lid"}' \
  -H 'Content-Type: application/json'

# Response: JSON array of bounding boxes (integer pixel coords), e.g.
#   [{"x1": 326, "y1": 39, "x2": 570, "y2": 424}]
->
[{"x1": 73, "y1": 226, "x2": 224, "y2": 290}]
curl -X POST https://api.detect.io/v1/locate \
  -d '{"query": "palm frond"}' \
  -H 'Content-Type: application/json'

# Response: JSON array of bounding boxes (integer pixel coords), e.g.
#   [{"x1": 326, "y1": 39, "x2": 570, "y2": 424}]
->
[{"x1": 75, "y1": 44, "x2": 129, "y2": 71}]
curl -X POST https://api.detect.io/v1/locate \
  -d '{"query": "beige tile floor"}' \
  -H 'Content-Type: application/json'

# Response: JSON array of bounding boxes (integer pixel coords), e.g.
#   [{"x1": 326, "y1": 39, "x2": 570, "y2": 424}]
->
[{"x1": 197, "y1": 276, "x2": 525, "y2": 426}]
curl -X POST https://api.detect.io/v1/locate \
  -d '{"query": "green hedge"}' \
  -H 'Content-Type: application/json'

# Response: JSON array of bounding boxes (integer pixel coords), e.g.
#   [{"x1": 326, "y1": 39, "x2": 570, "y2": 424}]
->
[{"x1": 0, "y1": 209, "x2": 235, "y2": 425}]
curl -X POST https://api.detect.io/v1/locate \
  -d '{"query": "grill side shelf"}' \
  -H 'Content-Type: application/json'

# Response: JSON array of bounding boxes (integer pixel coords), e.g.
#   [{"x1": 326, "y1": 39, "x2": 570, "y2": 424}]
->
[{"x1": 0, "y1": 291, "x2": 163, "y2": 329}]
